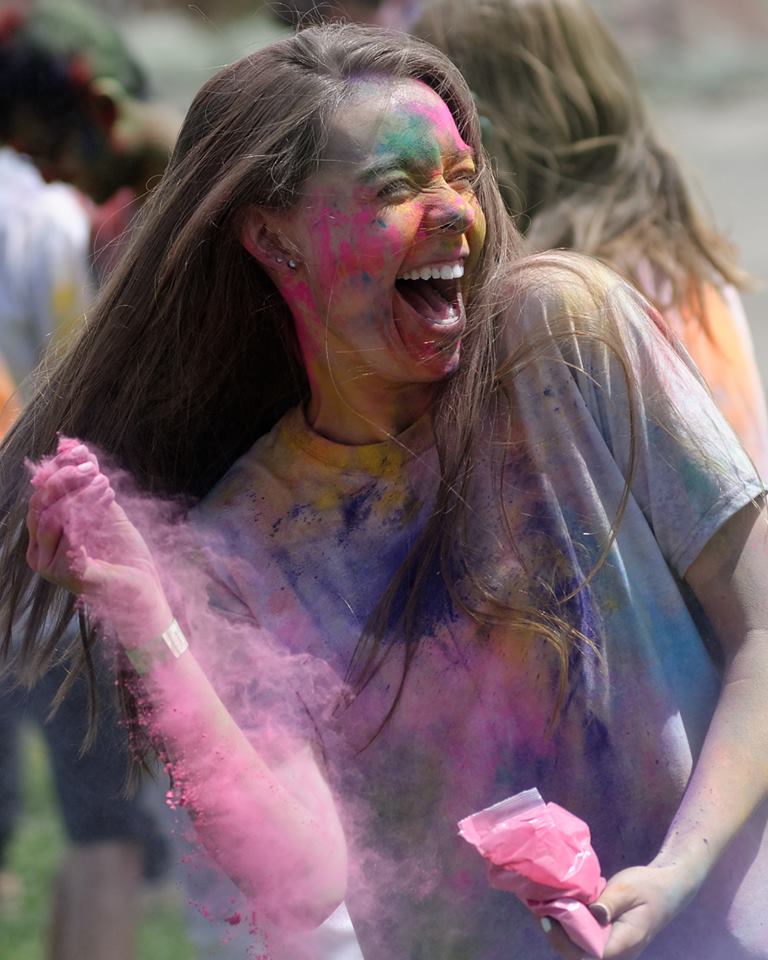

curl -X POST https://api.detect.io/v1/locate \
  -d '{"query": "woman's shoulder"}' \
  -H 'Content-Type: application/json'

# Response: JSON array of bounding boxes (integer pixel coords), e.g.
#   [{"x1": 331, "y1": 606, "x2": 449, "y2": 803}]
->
[
  {"x1": 501, "y1": 250, "x2": 633, "y2": 309},
  {"x1": 494, "y1": 250, "x2": 649, "y2": 354}
]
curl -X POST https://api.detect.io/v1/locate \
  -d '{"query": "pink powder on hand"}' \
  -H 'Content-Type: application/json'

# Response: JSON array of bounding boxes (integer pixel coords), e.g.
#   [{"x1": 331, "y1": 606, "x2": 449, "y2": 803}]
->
[{"x1": 458, "y1": 788, "x2": 612, "y2": 958}]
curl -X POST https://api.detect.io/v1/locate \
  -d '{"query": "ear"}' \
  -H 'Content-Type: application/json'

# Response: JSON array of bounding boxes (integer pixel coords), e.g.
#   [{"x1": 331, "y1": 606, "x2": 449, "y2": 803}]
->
[{"x1": 239, "y1": 206, "x2": 296, "y2": 271}]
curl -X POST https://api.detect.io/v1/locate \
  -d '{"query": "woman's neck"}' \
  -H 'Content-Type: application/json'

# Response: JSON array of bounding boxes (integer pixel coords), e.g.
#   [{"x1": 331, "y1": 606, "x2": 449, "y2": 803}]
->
[{"x1": 305, "y1": 378, "x2": 437, "y2": 445}]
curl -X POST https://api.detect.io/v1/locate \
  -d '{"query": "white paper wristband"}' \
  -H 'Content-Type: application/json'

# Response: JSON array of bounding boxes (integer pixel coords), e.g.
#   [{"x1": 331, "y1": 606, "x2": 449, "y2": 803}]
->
[
  {"x1": 161, "y1": 619, "x2": 189, "y2": 658},
  {"x1": 125, "y1": 618, "x2": 189, "y2": 674}
]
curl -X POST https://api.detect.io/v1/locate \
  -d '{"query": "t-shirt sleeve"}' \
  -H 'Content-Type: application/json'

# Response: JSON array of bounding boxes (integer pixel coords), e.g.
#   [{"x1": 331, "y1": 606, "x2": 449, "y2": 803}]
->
[{"x1": 501, "y1": 253, "x2": 765, "y2": 576}]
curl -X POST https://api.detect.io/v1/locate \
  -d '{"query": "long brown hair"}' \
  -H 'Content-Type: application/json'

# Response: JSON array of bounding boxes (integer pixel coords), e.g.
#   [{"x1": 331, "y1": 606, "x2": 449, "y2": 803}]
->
[
  {"x1": 0, "y1": 22, "x2": 630, "y2": 747},
  {"x1": 413, "y1": 0, "x2": 748, "y2": 317},
  {"x1": 0, "y1": 24, "x2": 513, "y2": 693}
]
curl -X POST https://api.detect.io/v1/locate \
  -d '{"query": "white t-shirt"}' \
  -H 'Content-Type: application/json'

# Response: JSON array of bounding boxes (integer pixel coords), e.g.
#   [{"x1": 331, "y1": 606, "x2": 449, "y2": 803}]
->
[{"x1": 0, "y1": 147, "x2": 92, "y2": 400}]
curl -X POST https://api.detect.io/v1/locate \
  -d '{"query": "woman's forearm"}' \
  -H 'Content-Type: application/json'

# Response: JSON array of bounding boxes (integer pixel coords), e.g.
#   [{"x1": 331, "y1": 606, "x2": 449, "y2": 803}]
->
[
  {"x1": 658, "y1": 501, "x2": 768, "y2": 884},
  {"x1": 128, "y1": 613, "x2": 347, "y2": 929},
  {"x1": 652, "y1": 627, "x2": 768, "y2": 883},
  {"x1": 24, "y1": 440, "x2": 347, "y2": 928}
]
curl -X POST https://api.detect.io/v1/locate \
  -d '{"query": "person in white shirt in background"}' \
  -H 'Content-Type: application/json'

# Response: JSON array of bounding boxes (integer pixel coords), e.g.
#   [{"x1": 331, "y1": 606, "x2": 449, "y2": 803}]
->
[{"x1": 0, "y1": 3, "x2": 177, "y2": 958}]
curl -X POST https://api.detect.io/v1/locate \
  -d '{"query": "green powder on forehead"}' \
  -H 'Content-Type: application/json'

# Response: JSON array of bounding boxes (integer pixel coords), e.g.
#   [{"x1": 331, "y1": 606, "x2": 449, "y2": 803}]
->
[{"x1": 376, "y1": 111, "x2": 441, "y2": 166}]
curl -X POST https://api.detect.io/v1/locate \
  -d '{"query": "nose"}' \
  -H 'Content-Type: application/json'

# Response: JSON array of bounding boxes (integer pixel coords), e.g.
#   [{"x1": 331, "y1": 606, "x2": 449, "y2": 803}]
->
[{"x1": 426, "y1": 184, "x2": 476, "y2": 236}]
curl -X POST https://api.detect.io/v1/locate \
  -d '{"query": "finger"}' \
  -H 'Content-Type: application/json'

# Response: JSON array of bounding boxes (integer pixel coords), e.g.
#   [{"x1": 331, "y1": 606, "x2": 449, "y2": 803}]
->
[
  {"x1": 26, "y1": 515, "x2": 40, "y2": 570},
  {"x1": 26, "y1": 440, "x2": 92, "y2": 488},
  {"x1": 540, "y1": 917, "x2": 591, "y2": 960},
  {"x1": 68, "y1": 472, "x2": 113, "y2": 510},
  {"x1": 592, "y1": 874, "x2": 641, "y2": 927},
  {"x1": 33, "y1": 503, "x2": 68, "y2": 572},
  {"x1": 53, "y1": 442, "x2": 99, "y2": 472},
  {"x1": 27, "y1": 466, "x2": 106, "y2": 560},
  {"x1": 601, "y1": 917, "x2": 648, "y2": 960},
  {"x1": 65, "y1": 546, "x2": 110, "y2": 595},
  {"x1": 27, "y1": 488, "x2": 44, "y2": 551},
  {"x1": 592, "y1": 877, "x2": 646, "y2": 960},
  {"x1": 38, "y1": 462, "x2": 100, "y2": 506},
  {"x1": 32, "y1": 495, "x2": 104, "y2": 587},
  {"x1": 590, "y1": 903, "x2": 612, "y2": 927},
  {"x1": 33, "y1": 478, "x2": 98, "y2": 567},
  {"x1": 55, "y1": 436, "x2": 94, "y2": 460},
  {"x1": 55, "y1": 436, "x2": 82, "y2": 456}
]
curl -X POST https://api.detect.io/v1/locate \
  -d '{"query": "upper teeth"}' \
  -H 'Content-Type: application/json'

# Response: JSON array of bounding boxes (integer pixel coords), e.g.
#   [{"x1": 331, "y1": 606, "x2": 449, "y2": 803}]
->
[{"x1": 397, "y1": 261, "x2": 464, "y2": 281}]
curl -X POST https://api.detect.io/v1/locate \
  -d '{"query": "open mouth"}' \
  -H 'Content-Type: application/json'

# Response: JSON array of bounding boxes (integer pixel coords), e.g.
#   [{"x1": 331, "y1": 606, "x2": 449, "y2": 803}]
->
[{"x1": 393, "y1": 260, "x2": 465, "y2": 332}]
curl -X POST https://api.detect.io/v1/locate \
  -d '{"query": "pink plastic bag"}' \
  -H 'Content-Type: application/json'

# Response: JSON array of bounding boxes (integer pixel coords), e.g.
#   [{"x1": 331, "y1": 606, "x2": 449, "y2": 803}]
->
[{"x1": 458, "y1": 788, "x2": 612, "y2": 958}]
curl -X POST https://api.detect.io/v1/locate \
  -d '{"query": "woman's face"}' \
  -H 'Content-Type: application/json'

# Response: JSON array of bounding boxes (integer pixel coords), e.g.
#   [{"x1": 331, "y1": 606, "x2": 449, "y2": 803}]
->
[{"x1": 248, "y1": 77, "x2": 486, "y2": 435}]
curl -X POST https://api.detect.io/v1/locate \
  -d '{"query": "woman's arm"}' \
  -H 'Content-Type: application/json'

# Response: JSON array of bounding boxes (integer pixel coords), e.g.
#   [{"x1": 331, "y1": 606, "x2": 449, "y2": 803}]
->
[
  {"x1": 503, "y1": 258, "x2": 768, "y2": 958},
  {"x1": 135, "y1": 644, "x2": 347, "y2": 929},
  {"x1": 543, "y1": 498, "x2": 768, "y2": 960},
  {"x1": 653, "y1": 497, "x2": 768, "y2": 884},
  {"x1": 26, "y1": 439, "x2": 347, "y2": 929}
]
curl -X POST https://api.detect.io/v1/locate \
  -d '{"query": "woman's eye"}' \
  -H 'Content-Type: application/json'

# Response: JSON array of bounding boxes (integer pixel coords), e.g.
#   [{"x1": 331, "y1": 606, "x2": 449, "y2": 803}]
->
[
  {"x1": 450, "y1": 170, "x2": 477, "y2": 191},
  {"x1": 376, "y1": 180, "x2": 412, "y2": 202}
]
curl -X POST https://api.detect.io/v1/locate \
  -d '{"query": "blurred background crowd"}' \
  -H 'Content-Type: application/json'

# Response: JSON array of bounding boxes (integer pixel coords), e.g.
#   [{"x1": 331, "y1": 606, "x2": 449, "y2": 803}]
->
[{"x1": 0, "y1": 1, "x2": 766, "y2": 959}]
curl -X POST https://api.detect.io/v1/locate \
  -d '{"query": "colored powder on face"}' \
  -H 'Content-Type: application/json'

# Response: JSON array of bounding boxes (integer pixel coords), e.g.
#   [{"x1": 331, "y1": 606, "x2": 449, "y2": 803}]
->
[{"x1": 375, "y1": 110, "x2": 440, "y2": 168}]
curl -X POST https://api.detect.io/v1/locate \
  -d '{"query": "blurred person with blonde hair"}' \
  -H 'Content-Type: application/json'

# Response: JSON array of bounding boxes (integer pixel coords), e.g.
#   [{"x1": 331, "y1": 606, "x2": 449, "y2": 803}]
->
[{"x1": 414, "y1": 0, "x2": 768, "y2": 474}]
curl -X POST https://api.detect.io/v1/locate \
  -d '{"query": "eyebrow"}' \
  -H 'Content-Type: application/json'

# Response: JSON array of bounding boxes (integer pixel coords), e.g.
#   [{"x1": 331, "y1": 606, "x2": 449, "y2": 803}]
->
[{"x1": 358, "y1": 147, "x2": 476, "y2": 183}]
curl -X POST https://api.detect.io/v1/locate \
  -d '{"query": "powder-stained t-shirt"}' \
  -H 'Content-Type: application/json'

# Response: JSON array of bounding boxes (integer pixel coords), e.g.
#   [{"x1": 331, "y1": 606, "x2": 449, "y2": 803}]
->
[{"x1": 192, "y1": 256, "x2": 768, "y2": 960}]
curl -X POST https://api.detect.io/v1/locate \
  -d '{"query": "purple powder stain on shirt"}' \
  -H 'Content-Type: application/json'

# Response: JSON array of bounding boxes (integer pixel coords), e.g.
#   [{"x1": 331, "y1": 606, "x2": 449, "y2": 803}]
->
[{"x1": 340, "y1": 484, "x2": 377, "y2": 532}]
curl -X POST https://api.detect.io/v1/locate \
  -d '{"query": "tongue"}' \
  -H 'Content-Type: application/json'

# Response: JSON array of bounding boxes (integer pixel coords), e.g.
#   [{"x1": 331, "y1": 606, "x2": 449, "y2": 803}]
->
[{"x1": 396, "y1": 279, "x2": 455, "y2": 324}]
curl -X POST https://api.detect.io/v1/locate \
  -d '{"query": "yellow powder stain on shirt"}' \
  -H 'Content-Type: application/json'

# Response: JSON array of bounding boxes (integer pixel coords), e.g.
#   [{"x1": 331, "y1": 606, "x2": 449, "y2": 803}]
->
[{"x1": 313, "y1": 486, "x2": 343, "y2": 511}]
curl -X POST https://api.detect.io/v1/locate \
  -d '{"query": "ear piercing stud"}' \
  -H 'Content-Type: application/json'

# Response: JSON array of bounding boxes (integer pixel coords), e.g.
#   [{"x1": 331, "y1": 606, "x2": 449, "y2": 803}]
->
[{"x1": 288, "y1": 259, "x2": 298, "y2": 270}]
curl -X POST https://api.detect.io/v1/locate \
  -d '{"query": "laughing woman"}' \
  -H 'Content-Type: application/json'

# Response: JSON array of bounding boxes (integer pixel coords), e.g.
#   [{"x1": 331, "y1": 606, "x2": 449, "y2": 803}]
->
[{"x1": 1, "y1": 23, "x2": 767, "y2": 960}]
